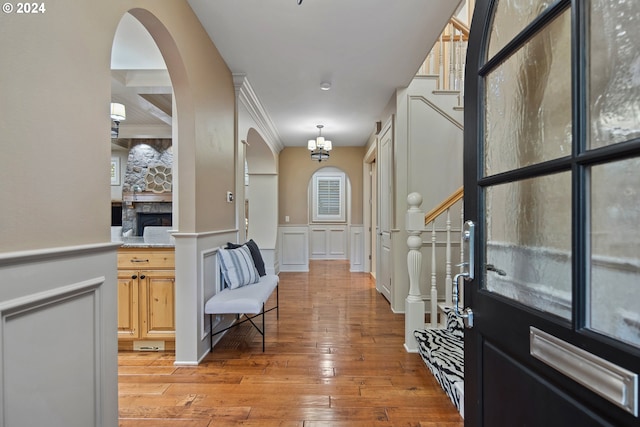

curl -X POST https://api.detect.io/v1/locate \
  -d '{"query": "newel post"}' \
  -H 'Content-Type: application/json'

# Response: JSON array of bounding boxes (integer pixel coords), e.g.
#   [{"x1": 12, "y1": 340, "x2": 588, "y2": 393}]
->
[{"x1": 405, "y1": 192, "x2": 425, "y2": 352}]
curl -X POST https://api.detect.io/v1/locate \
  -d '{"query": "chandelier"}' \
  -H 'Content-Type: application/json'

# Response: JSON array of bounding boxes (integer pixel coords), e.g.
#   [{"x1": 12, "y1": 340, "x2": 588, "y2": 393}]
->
[
  {"x1": 110, "y1": 102, "x2": 126, "y2": 138},
  {"x1": 308, "y1": 124, "x2": 332, "y2": 162}
]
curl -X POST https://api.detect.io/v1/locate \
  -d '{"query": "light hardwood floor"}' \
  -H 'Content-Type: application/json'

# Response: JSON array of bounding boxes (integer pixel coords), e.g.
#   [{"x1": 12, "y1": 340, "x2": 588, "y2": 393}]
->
[{"x1": 118, "y1": 260, "x2": 464, "y2": 426}]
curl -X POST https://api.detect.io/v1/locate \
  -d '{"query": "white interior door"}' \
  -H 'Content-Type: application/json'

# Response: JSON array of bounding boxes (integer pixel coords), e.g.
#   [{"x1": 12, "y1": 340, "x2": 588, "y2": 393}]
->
[
  {"x1": 377, "y1": 118, "x2": 393, "y2": 302},
  {"x1": 370, "y1": 159, "x2": 377, "y2": 279}
]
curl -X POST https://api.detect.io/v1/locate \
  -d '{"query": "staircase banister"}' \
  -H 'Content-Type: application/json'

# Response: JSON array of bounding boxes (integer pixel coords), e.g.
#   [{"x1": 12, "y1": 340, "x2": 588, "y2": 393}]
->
[
  {"x1": 424, "y1": 187, "x2": 464, "y2": 225},
  {"x1": 450, "y1": 16, "x2": 470, "y2": 38}
]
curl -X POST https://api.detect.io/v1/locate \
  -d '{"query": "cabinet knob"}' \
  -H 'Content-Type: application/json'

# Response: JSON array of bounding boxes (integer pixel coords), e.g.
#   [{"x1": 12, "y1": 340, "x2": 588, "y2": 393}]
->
[
  {"x1": 131, "y1": 275, "x2": 137, "y2": 279},
  {"x1": 139, "y1": 274, "x2": 146, "y2": 279}
]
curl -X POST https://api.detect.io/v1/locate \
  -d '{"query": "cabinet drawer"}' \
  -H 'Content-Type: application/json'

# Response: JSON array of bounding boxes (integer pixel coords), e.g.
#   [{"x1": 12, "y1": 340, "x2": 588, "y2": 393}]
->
[{"x1": 118, "y1": 249, "x2": 174, "y2": 269}]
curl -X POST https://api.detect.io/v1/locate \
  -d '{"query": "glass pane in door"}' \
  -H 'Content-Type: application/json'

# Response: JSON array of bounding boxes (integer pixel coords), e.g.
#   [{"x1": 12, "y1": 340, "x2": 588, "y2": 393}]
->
[
  {"x1": 488, "y1": 0, "x2": 556, "y2": 60},
  {"x1": 589, "y1": 0, "x2": 640, "y2": 148},
  {"x1": 589, "y1": 157, "x2": 640, "y2": 348},
  {"x1": 485, "y1": 172, "x2": 572, "y2": 319},
  {"x1": 485, "y1": 10, "x2": 571, "y2": 177}
]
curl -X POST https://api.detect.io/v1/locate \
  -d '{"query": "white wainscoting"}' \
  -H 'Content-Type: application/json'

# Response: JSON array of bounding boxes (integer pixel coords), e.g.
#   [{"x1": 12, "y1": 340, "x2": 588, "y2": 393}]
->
[
  {"x1": 173, "y1": 229, "x2": 239, "y2": 365},
  {"x1": 350, "y1": 226, "x2": 365, "y2": 272},
  {"x1": 279, "y1": 226, "x2": 309, "y2": 272},
  {"x1": 200, "y1": 247, "x2": 221, "y2": 343},
  {"x1": 0, "y1": 244, "x2": 119, "y2": 427},
  {"x1": 278, "y1": 225, "x2": 365, "y2": 273},
  {"x1": 309, "y1": 224, "x2": 347, "y2": 260}
]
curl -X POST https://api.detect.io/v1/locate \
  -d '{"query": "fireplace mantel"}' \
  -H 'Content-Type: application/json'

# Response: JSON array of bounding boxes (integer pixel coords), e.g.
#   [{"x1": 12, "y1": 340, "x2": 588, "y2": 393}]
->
[{"x1": 123, "y1": 192, "x2": 172, "y2": 203}]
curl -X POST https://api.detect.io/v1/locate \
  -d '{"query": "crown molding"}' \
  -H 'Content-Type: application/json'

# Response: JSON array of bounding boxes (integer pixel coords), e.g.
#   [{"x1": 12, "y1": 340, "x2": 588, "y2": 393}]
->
[{"x1": 233, "y1": 73, "x2": 284, "y2": 153}]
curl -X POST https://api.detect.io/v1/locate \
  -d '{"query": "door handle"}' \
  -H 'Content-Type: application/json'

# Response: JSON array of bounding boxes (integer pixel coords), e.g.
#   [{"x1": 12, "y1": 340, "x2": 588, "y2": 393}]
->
[
  {"x1": 451, "y1": 220, "x2": 476, "y2": 328},
  {"x1": 453, "y1": 273, "x2": 473, "y2": 328},
  {"x1": 486, "y1": 264, "x2": 507, "y2": 276}
]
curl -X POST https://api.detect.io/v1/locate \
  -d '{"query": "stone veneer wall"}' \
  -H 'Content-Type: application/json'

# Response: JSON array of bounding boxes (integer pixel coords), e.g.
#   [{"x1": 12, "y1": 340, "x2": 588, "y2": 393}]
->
[
  {"x1": 123, "y1": 139, "x2": 173, "y2": 193},
  {"x1": 121, "y1": 139, "x2": 173, "y2": 235}
]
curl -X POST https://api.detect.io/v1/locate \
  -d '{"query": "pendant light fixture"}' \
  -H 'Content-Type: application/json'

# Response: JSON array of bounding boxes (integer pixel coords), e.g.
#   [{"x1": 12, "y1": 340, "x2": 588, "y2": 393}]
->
[
  {"x1": 110, "y1": 102, "x2": 126, "y2": 138},
  {"x1": 308, "y1": 124, "x2": 332, "y2": 162}
]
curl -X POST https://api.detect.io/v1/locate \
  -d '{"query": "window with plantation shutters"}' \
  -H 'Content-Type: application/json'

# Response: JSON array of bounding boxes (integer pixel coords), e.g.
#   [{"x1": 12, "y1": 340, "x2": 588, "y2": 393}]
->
[{"x1": 312, "y1": 173, "x2": 345, "y2": 222}]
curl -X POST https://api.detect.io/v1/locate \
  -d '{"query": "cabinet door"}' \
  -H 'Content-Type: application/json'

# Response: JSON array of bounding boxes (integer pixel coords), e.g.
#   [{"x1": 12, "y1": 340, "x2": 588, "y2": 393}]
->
[
  {"x1": 117, "y1": 270, "x2": 139, "y2": 339},
  {"x1": 139, "y1": 270, "x2": 175, "y2": 340}
]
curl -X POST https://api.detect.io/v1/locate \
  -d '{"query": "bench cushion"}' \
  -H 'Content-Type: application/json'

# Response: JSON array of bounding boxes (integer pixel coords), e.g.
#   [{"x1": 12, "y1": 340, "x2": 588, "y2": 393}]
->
[{"x1": 205, "y1": 274, "x2": 278, "y2": 314}]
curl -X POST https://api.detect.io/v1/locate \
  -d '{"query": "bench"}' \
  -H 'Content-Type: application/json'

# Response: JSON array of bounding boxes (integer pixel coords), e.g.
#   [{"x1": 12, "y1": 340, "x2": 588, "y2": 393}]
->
[{"x1": 205, "y1": 273, "x2": 279, "y2": 352}]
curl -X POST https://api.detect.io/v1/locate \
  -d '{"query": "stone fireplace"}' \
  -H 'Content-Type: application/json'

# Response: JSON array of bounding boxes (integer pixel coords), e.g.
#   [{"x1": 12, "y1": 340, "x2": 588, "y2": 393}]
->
[
  {"x1": 119, "y1": 139, "x2": 173, "y2": 236},
  {"x1": 122, "y1": 202, "x2": 174, "y2": 236},
  {"x1": 122, "y1": 202, "x2": 172, "y2": 236}
]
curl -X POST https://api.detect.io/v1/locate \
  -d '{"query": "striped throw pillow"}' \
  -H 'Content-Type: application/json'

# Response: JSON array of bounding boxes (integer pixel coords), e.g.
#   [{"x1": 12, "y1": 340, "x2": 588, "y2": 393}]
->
[{"x1": 218, "y1": 245, "x2": 260, "y2": 289}]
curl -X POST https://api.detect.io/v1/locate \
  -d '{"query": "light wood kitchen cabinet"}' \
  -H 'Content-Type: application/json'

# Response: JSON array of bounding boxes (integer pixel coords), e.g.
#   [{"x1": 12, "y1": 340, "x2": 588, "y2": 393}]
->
[{"x1": 117, "y1": 248, "x2": 175, "y2": 350}]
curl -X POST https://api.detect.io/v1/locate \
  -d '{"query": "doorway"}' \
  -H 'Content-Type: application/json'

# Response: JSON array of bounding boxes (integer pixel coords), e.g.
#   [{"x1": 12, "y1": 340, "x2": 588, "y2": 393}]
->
[{"x1": 110, "y1": 11, "x2": 178, "y2": 354}]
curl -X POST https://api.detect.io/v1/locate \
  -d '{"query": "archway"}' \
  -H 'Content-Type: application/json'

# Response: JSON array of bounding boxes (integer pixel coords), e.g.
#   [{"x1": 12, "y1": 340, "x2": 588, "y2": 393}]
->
[
  {"x1": 110, "y1": 8, "x2": 195, "y2": 361},
  {"x1": 242, "y1": 128, "x2": 279, "y2": 274}
]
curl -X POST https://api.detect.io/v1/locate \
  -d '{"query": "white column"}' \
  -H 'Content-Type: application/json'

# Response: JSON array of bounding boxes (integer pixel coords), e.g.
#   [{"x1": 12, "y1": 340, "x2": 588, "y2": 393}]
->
[{"x1": 405, "y1": 192, "x2": 425, "y2": 352}]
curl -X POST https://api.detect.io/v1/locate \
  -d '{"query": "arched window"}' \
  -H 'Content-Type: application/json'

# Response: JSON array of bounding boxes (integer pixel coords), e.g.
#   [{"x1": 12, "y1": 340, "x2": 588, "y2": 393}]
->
[{"x1": 311, "y1": 170, "x2": 346, "y2": 223}]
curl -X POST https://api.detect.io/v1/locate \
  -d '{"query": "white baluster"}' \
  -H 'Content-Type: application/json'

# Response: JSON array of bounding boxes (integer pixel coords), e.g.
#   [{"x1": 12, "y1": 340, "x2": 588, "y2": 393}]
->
[
  {"x1": 449, "y1": 24, "x2": 455, "y2": 91},
  {"x1": 429, "y1": 49, "x2": 436, "y2": 75},
  {"x1": 445, "y1": 208, "x2": 453, "y2": 310},
  {"x1": 459, "y1": 40, "x2": 466, "y2": 106},
  {"x1": 430, "y1": 221, "x2": 438, "y2": 328},
  {"x1": 438, "y1": 34, "x2": 444, "y2": 90}
]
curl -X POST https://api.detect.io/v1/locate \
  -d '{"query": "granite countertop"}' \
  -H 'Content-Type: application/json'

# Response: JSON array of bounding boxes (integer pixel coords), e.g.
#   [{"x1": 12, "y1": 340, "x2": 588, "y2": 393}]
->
[{"x1": 114, "y1": 236, "x2": 175, "y2": 248}]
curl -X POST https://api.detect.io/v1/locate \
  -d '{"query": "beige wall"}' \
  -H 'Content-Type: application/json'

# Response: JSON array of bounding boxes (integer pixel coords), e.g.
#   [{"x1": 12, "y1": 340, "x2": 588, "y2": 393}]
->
[
  {"x1": 278, "y1": 146, "x2": 366, "y2": 225},
  {"x1": 0, "y1": 0, "x2": 235, "y2": 252}
]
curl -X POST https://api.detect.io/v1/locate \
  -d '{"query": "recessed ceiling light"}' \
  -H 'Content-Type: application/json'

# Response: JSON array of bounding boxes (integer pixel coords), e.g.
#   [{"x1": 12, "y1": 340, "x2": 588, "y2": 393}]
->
[{"x1": 320, "y1": 82, "x2": 331, "y2": 91}]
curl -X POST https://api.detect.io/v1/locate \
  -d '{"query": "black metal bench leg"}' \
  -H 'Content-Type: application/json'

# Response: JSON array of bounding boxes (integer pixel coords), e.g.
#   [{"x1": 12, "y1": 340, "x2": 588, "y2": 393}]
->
[{"x1": 208, "y1": 286, "x2": 278, "y2": 353}]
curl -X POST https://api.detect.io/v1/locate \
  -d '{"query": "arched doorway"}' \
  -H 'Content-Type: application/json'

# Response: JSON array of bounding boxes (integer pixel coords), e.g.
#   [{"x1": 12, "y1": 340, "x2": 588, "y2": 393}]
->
[
  {"x1": 243, "y1": 128, "x2": 279, "y2": 274},
  {"x1": 235, "y1": 73, "x2": 282, "y2": 275},
  {"x1": 110, "y1": 12, "x2": 179, "y2": 354}
]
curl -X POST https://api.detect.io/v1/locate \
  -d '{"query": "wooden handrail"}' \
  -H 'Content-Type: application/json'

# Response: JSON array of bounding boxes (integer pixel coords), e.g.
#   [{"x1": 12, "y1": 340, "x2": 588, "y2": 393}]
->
[
  {"x1": 450, "y1": 16, "x2": 470, "y2": 38},
  {"x1": 424, "y1": 187, "x2": 463, "y2": 225}
]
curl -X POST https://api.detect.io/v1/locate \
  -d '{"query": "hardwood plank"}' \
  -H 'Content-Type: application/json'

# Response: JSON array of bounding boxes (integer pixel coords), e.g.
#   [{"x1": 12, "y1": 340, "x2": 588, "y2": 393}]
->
[
  {"x1": 119, "y1": 420, "x2": 210, "y2": 427},
  {"x1": 246, "y1": 406, "x2": 389, "y2": 422},
  {"x1": 119, "y1": 260, "x2": 463, "y2": 426}
]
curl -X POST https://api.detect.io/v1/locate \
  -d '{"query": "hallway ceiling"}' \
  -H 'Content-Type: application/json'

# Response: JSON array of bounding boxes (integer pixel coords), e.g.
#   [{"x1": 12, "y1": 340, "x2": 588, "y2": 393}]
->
[{"x1": 112, "y1": 0, "x2": 462, "y2": 148}]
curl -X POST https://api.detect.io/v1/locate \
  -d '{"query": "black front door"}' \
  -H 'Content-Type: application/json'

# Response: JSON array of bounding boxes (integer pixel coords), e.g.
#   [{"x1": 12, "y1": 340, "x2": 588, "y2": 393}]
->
[{"x1": 463, "y1": 1, "x2": 640, "y2": 425}]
